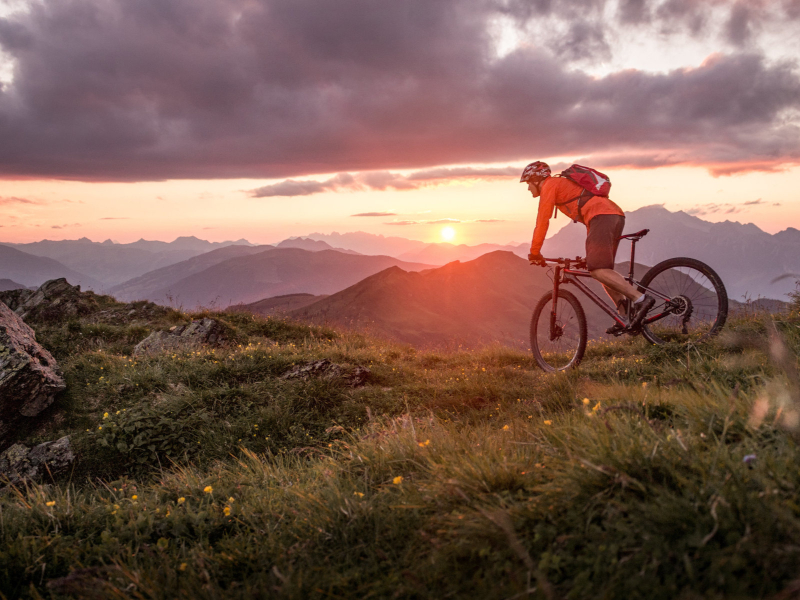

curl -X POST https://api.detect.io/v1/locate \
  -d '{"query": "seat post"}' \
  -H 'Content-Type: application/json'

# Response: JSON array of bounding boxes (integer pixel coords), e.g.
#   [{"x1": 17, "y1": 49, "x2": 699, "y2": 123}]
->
[{"x1": 628, "y1": 239, "x2": 636, "y2": 281}]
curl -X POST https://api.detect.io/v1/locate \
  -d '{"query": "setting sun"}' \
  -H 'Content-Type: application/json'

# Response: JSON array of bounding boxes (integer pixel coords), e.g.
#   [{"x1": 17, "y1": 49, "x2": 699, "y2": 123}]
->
[{"x1": 441, "y1": 226, "x2": 456, "y2": 241}]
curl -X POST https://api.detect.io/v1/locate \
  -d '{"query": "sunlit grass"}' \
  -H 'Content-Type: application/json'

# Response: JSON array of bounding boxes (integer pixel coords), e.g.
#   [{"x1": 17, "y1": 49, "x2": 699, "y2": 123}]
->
[{"x1": 1, "y1": 302, "x2": 799, "y2": 598}]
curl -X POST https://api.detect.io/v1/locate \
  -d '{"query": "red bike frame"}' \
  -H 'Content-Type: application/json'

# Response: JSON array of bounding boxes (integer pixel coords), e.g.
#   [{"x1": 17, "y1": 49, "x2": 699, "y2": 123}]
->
[{"x1": 545, "y1": 231, "x2": 676, "y2": 334}]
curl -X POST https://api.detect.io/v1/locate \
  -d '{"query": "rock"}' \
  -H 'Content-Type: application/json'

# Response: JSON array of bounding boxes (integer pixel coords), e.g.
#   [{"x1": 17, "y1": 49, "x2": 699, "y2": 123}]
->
[
  {"x1": 0, "y1": 436, "x2": 74, "y2": 485},
  {"x1": 0, "y1": 287, "x2": 34, "y2": 312},
  {"x1": 133, "y1": 318, "x2": 227, "y2": 356},
  {"x1": 0, "y1": 301, "x2": 66, "y2": 439},
  {"x1": 281, "y1": 359, "x2": 371, "y2": 387},
  {"x1": 0, "y1": 278, "x2": 98, "y2": 323}
]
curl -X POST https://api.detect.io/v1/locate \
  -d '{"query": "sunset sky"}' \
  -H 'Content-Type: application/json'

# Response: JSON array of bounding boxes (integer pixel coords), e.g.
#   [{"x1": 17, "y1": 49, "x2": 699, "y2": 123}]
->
[{"x1": 1, "y1": 0, "x2": 798, "y2": 246}]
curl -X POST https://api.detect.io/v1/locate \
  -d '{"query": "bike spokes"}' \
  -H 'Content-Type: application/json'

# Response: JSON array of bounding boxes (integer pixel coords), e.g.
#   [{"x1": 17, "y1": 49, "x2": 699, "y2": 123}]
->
[
  {"x1": 531, "y1": 292, "x2": 586, "y2": 371},
  {"x1": 640, "y1": 258, "x2": 727, "y2": 345}
]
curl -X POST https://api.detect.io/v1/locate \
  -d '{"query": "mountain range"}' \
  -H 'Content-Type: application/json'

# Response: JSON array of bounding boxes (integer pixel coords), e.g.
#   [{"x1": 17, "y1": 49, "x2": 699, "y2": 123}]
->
[
  {"x1": 111, "y1": 248, "x2": 434, "y2": 309},
  {"x1": 2, "y1": 207, "x2": 798, "y2": 308},
  {"x1": 1, "y1": 236, "x2": 254, "y2": 289},
  {"x1": 0, "y1": 244, "x2": 104, "y2": 290}
]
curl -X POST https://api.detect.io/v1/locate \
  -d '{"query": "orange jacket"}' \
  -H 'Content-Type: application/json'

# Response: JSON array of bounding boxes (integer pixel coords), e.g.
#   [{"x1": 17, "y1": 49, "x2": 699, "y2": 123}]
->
[{"x1": 529, "y1": 176, "x2": 624, "y2": 254}]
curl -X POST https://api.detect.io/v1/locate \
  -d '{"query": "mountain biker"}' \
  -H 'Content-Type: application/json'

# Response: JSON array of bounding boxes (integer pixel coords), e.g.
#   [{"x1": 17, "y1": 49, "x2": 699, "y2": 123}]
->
[{"x1": 521, "y1": 161, "x2": 655, "y2": 333}]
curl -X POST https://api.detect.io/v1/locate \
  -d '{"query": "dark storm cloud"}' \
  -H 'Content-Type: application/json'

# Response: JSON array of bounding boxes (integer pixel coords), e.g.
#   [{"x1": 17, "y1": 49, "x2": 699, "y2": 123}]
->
[{"x1": 0, "y1": 0, "x2": 798, "y2": 181}]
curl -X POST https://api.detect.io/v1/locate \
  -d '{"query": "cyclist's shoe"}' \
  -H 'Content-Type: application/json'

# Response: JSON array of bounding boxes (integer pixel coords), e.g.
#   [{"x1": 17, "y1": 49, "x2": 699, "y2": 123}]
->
[
  {"x1": 630, "y1": 295, "x2": 656, "y2": 330},
  {"x1": 606, "y1": 322, "x2": 626, "y2": 336}
]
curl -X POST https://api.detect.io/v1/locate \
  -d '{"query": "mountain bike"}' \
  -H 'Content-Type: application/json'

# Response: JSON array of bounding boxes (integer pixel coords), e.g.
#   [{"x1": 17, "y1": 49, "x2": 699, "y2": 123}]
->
[{"x1": 529, "y1": 228, "x2": 728, "y2": 372}]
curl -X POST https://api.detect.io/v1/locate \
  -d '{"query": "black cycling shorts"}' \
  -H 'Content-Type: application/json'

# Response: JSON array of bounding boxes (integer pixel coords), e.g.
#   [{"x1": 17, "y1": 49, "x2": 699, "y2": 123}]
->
[{"x1": 585, "y1": 214, "x2": 625, "y2": 271}]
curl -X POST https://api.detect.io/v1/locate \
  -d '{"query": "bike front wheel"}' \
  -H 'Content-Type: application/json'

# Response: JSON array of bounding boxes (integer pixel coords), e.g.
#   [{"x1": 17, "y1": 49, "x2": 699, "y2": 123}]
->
[
  {"x1": 639, "y1": 257, "x2": 728, "y2": 345},
  {"x1": 530, "y1": 289, "x2": 587, "y2": 372}
]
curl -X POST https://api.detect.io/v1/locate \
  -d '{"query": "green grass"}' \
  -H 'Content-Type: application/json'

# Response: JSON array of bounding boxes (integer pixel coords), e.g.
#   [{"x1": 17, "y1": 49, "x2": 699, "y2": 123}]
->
[{"x1": 1, "y1": 297, "x2": 799, "y2": 599}]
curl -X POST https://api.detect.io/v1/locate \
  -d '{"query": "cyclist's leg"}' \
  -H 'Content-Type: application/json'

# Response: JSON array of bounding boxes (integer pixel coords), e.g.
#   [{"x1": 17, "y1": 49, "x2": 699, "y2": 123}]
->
[
  {"x1": 593, "y1": 269, "x2": 639, "y2": 304},
  {"x1": 585, "y1": 215, "x2": 639, "y2": 306}
]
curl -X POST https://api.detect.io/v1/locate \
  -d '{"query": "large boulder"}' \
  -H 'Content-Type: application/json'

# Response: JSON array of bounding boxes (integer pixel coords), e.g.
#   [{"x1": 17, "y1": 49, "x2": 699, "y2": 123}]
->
[
  {"x1": 0, "y1": 278, "x2": 98, "y2": 322},
  {"x1": 133, "y1": 318, "x2": 227, "y2": 356},
  {"x1": 0, "y1": 436, "x2": 74, "y2": 485},
  {"x1": 0, "y1": 301, "x2": 66, "y2": 439}
]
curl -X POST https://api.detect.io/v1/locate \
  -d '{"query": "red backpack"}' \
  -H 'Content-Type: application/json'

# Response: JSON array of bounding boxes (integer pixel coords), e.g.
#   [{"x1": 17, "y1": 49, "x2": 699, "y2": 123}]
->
[{"x1": 553, "y1": 164, "x2": 612, "y2": 224}]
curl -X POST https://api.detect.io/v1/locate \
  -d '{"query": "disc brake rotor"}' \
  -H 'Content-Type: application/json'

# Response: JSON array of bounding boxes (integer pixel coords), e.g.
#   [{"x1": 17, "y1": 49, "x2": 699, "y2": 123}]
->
[{"x1": 668, "y1": 295, "x2": 694, "y2": 334}]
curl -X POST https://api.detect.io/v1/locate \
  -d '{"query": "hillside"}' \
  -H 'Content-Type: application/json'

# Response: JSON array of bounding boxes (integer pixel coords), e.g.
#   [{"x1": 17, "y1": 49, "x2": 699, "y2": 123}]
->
[
  {"x1": 113, "y1": 248, "x2": 435, "y2": 308},
  {"x1": 232, "y1": 292, "x2": 329, "y2": 316},
  {"x1": 0, "y1": 278, "x2": 28, "y2": 291},
  {"x1": 110, "y1": 244, "x2": 275, "y2": 302},
  {"x1": 289, "y1": 251, "x2": 651, "y2": 348},
  {"x1": 1, "y1": 282, "x2": 799, "y2": 599},
  {"x1": 0, "y1": 244, "x2": 102, "y2": 290}
]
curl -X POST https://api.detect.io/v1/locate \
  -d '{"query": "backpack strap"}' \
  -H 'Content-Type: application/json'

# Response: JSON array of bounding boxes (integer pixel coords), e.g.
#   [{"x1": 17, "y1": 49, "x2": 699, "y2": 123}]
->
[{"x1": 554, "y1": 189, "x2": 594, "y2": 224}]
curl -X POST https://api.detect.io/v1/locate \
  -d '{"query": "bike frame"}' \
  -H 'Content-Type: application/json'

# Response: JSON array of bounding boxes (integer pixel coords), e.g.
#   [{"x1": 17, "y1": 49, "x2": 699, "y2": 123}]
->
[{"x1": 547, "y1": 236, "x2": 675, "y2": 334}]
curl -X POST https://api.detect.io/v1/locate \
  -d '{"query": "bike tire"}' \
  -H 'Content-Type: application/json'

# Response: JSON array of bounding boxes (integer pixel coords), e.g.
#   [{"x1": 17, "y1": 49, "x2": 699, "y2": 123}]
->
[
  {"x1": 530, "y1": 289, "x2": 587, "y2": 372},
  {"x1": 639, "y1": 257, "x2": 728, "y2": 345}
]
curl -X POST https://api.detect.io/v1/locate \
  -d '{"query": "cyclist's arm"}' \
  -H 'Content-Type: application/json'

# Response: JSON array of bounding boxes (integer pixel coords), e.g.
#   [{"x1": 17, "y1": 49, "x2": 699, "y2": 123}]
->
[{"x1": 530, "y1": 180, "x2": 556, "y2": 255}]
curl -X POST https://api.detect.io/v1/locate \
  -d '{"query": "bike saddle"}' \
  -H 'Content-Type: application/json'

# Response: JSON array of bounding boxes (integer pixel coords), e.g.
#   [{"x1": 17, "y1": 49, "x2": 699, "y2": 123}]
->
[{"x1": 618, "y1": 228, "x2": 650, "y2": 241}]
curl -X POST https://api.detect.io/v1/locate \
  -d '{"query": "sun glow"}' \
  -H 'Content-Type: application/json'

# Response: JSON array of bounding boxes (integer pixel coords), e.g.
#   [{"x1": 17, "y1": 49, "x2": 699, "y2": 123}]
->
[{"x1": 441, "y1": 226, "x2": 456, "y2": 242}]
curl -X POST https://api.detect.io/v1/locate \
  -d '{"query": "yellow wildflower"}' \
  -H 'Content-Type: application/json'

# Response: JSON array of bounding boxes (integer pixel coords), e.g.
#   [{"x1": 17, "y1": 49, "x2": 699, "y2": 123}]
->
[
  {"x1": 45, "y1": 501, "x2": 55, "y2": 507},
  {"x1": 177, "y1": 497, "x2": 185, "y2": 504},
  {"x1": 393, "y1": 476, "x2": 403, "y2": 485},
  {"x1": 103, "y1": 412, "x2": 109, "y2": 419},
  {"x1": 223, "y1": 506, "x2": 231, "y2": 516},
  {"x1": 582, "y1": 398, "x2": 590, "y2": 405},
  {"x1": 354, "y1": 491, "x2": 364, "y2": 498},
  {"x1": 203, "y1": 486, "x2": 213, "y2": 494},
  {"x1": 502, "y1": 425, "x2": 510, "y2": 431},
  {"x1": 131, "y1": 495, "x2": 138, "y2": 500},
  {"x1": 179, "y1": 563, "x2": 187, "y2": 571},
  {"x1": 544, "y1": 420, "x2": 552, "y2": 426}
]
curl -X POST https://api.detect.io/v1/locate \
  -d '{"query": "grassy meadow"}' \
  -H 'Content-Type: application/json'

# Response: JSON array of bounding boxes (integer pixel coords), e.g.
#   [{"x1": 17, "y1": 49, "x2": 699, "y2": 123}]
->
[{"x1": 1, "y1": 293, "x2": 800, "y2": 599}]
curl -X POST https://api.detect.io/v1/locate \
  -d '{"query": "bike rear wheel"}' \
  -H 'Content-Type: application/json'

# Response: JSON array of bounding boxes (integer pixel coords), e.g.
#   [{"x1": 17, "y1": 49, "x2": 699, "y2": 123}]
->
[
  {"x1": 639, "y1": 257, "x2": 727, "y2": 345},
  {"x1": 530, "y1": 289, "x2": 587, "y2": 372}
]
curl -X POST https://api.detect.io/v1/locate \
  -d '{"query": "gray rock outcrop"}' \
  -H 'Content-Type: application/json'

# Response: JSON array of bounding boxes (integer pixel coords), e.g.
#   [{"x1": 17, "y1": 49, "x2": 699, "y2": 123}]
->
[
  {"x1": 281, "y1": 359, "x2": 371, "y2": 387},
  {"x1": 0, "y1": 301, "x2": 66, "y2": 439},
  {"x1": 0, "y1": 436, "x2": 74, "y2": 485},
  {"x1": 133, "y1": 318, "x2": 227, "y2": 356},
  {"x1": 0, "y1": 278, "x2": 97, "y2": 322}
]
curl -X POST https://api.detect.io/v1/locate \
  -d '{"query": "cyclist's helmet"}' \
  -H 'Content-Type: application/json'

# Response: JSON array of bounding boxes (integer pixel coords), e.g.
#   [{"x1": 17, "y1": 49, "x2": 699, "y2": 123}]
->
[{"x1": 520, "y1": 161, "x2": 551, "y2": 183}]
